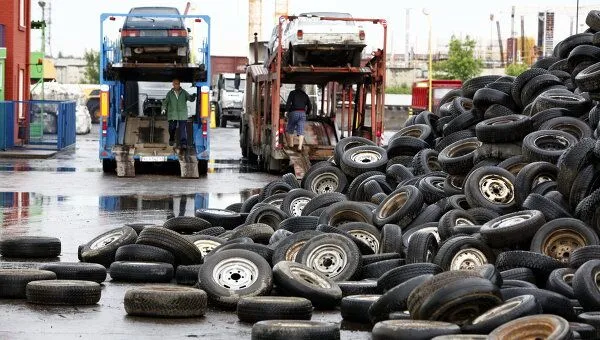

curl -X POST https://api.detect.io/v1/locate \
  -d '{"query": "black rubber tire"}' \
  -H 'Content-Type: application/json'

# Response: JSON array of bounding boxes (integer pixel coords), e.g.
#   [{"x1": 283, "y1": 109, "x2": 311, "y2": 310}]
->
[
  {"x1": 194, "y1": 226, "x2": 227, "y2": 237},
  {"x1": 392, "y1": 124, "x2": 435, "y2": 146},
  {"x1": 473, "y1": 87, "x2": 517, "y2": 112},
  {"x1": 109, "y1": 261, "x2": 174, "y2": 283},
  {"x1": 386, "y1": 136, "x2": 430, "y2": 159},
  {"x1": 340, "y1": 145, "x2": 388, "y2": 178},
  {"x1": 281, "y1": 189, "x2": 316, "y2": 217},
  {"x1": 534, "y1": 56, "x2": 561, "y2": 69},
  {"x1": 230, "y1": 223, "x2": 274, "y2": 244},
  {"x1": 136, "y1": 226, "x2": 203, "y2": 265},
  {"x1": 368, "y1": 274, "x2": 434, "y2": 324},
  {"x1": 272, "y1": 230, "x2": 322, "y2": 264},
  {"x1": 377, "y1": 263, "x2": 442, "y2": 292},
  {"x1": 530, "y1": 218, "x2": 599, "y2": 263},
  {"x1": 515, "y1": 161, "x2": 559, "y2": 206},
  {"x1": 0, "y1": 269, "x2": 57, "y2": 298},
  {"x1": 476, "y1": 114, "x2": 532, "y2": 143},
  {"x1": 361, "y1": 259, "x2": 405, "y2": 279},
  {"x1": 245, "y1": 204, "x2": 289, "y2": 230},
  {"x1": 340, "y1": 294, "x2": 380, "y2": 323},
  {"x1": 438, "y1": 137, "x2": 482, "y2": 176},
  {"x1": 489, "y1": 314, "x2": 572, "y2": 339},
  {"x1": 337, "y1": 279, "x2": 380, "y2": 297},
  {"x1": 296, "y1": 233, "x2": 361, "y2": 282},
  {"x1": 0, "y1": 236, "x2": 61, "y2": 258},
  {"x1": 461, "y1": 295, "x2": 542, "y2": 334},
  {"x1": 39, "y1": 262, "x2": 107, "y2": 284},
  {"x1": 211, "y1": 242, "x2": 274, "y2": 265},
  {"x1": 521, "y1": 74, "x2": 563, "y2": 107},
  {"x1": 570, "y1": 245, "x2": 600, "y2": 268},
  {"x1": 175, "y1": 264, "x2": 202, "y2": 285},
  {"x1": 372, "y1": 320, "x2": 461, "y2": 340},
  {"x1": 546, "y1": 268, "x2": 576, "y2": 298},
  {"x1": 484, "y1": 104, "x2": 516, "y2": 120},
  {"x1": 379, "y1": 223, "x2": 404, "y2": 255},
  {"x1": 418, "y1": 176, "x2": 447, "y2": 204},
  {"x1": 573, "y1": 259, "x2": 600, "y2": 311},
  {"x1": 433, "y1": 235, "x2": 495, "y2": 271},
  {"x1": 282, "y1": 172, "x2": 301, "y2": 189},
  {"x1": 406, "y1": 230, "x2": 439, "y2": 264},
  {"x1": 532, "y1": 89, "x2": 592, "y2": 117},
  {"x1": 373, "y1": 186, "x2": 423, "y2": 228},
  {"x1": 411, "y1": 149, "x2": 441, "y2": 176},
  {"x1": 81, "y1": 226, "x2": 138, "y2": 267},
  {"x1": 225, "y1": 202, "x2": 243, "y2": 213},
  {"x1": 462, "y1": 75, "x2": 502, "y2": 99},
  {"x1": 523, "y1": 193, "x2": 572, "y2": 221},
  {"x1": 497, "y1": 155, "x2": 528, "y2": 176},
  {"x1": 502, "y1": 279, "x2": 539, "y2": 289},
  {"x1": 278, "y1": 216, "x2": 319, "y2": 233},
  {"x1": 496, "y1": 250, "x2": 565, "y2": 283},
  {"x1": 334, "y1": 136, "x2": 376, "y2": 166},
  {"x1": 512, "y1": 68, "x2": 551, "y2": 108},
  {"x1": 124, "y1": 286, "x2": 207, "y2": 317},
  {"x1": 194, "y1": 208, "x2": 245, "y2": 230},
  {"x1": 114, "y1": 244, "x2": 175, "y2": 265},
  {"x1": 302, "y1": 165, "x2": 348, "y2": 194},
  {"x1": 301, "y1": 192, "x2": 347, "y2": 216},
  {"x1": 199, "y1": 249, "x2": 272, "y2": 308},
  {"x1": 575, "y1": 187, "x2": 600, "y2": 234},
  {"x1": 241, "y1": 194, "x2": 260, "y2": 213},
  {"x1": 438, "y1": 209, "x2": 477, "y2": 241},
  {"x1": 318, "y1": 201, "x2": 373, "y2": 227},
  {"x1": 186, "y1": 235, "x2": 226, "y2": 257},
  {"x1": 480, "y1": 210, "x2": 546, "y2": 248},
  {"x1": 464, "y1": 166, "x2": 517, "y2": 214},
  {"x1": 26, "y1": 280, "x2": 101, "y2": 305},
  {"x1": 237, "y1": 296, "x2": 313, "y2": 323},
  {"x1": 500, "y1": 288, "x2": 576, "y2": 321},
  {"x1": 500, "y1": 267, "x2": 537, "y2": 283},
  {"x1": 259, "y1": 181, "x2": 293, "y2": 202},
  {"x1": 272, "y1": 261, "x2": 342, "y2": 309},
  {"x1": 434, "y1": 130, "x2": 476, "y2": 153},
  {"x1": 163, "y1": 216, "x2": 212, "y2": 234},
  {"x1": 251, "y1": 320, "x2": 340, "y2": 340},
  {"x1": 557, "y1": 137, "x2": 596, "y2": 197},
  {"x1": 338, "y1": 222, "x2": 381, "y2": 254}
]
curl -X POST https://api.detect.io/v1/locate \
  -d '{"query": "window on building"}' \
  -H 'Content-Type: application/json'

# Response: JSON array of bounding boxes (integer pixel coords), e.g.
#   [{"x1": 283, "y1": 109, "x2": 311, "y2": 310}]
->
[{"x1": 19, "y1": 0, "x2": 25, "y2": 28}]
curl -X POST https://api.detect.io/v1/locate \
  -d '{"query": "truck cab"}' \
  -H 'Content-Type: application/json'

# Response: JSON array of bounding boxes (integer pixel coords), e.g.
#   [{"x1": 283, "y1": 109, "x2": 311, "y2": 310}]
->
[{"x1": 213, "y1": 73, "x2": 245, "y2": 127}]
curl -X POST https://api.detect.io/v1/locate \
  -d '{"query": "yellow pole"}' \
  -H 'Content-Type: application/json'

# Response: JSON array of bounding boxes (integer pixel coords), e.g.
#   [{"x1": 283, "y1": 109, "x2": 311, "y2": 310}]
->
[{"x1": 427, "y1": 14, "x2": 433, "y2": 112}]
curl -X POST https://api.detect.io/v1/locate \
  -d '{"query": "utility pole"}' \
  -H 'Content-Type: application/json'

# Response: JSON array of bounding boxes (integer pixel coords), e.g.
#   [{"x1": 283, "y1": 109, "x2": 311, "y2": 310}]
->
[
  {"x1": 576, "y1": 0, "x2": 580, "y2": 33},
  {"x1": 521, "y1": 16, "x2": 525, "y2": 63},
  {"x1": 405, "y1": 8, "x2": 410, "y2": 65},
  {"x1": 47, "y1": 1, "x2": 52, "y2": 57},
  {"x1": 511, "y1": 6, "x2": 516, "y2": 64},
  {"x1": 489, "y1": 14, "x2": 494, "y2": 61},
  {"x1": 497, "y1": 21, "x2": 505, "y2": 67},
  {"x1": 39, "y1": 1, "x2": 46, "y2": 101}
]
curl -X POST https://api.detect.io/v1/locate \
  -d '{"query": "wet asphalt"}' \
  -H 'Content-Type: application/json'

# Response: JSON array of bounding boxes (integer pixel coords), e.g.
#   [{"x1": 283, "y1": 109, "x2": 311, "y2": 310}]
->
[{"x1": 0, "y1": 124, "x2": 375, "y2": 339}]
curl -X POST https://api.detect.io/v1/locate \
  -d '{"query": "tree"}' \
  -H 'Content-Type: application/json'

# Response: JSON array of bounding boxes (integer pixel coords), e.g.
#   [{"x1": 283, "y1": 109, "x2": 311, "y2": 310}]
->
[
  {"x1": 505, "y1": 63, "x2": 529, "y2": 77},
  {"x1": 81, "y1": 50, "x2": 100, "y2": 84},
  {"x1": 434, "y1": 36, "x2": 483, "y2": 81}
]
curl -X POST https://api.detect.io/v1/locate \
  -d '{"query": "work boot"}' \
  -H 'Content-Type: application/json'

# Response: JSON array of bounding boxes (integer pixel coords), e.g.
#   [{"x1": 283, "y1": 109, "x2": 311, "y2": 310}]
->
[
  {"x1": 297, "y1": 135, "x2": 304, "y2": 152},
  {"x1": 169, "y1": 139, "x2": 175, "y2": 146}
]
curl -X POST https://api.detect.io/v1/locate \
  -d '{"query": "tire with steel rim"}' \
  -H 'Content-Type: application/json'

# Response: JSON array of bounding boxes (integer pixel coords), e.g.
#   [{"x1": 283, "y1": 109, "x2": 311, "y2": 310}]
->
[
  {"x1": 461, "y1": 295, "x2": 542, "y2": 334},
  {"x1": 296, "y1": 233, "x2": 361, "y2": 282},
  {"x1": 433, "y1": 236, "x2": 495, "y2": 271},
  {"x1": 186, "y1": 235, "x2": 226, "y2": 257},
  {"x1": 272, "y1": 261, "x2": 342, "y2": 308},
  {"x1": 318, "y1": 201, "x2": 374, "y2": 227},
  {"x1": 522, "y1": 130, "x2": 578, "y2": 164},
  {"x1": 531, "y1": 218, "x2": 599, "y2": 264},
  {"x1": 281, "y1": 189, "x2": 316, "y2": 217},
  {"x1": 464, "y1": 166, "x2": 517, "y2": 214},
  {"x1": 479, "y1": 210, "x2": 546, "y2": 248},
  {"x1": 488, "y1": 314, "x2": 571, "y2": 340},
  {"x1": 373, "y1": 185, "x2": 424, "y2": 228},
  {"x1": 81, "y1": 226, "x2": 138, "y2": 267},
  {"x1": 199, "y1": 249, "x2": 273, "y2": 307},
  {"x1": 302, "y1": 165, "x2": 348, "y2": 194},
  {"x1": 340, "y1": 145, "x2": 388, "y2": 178},
  {"x1": 572, "y1": 259, "x2": 600, "y2": 311},
  {"x1": 338, "y1": 222, "x2": 381, "y2": 254}
]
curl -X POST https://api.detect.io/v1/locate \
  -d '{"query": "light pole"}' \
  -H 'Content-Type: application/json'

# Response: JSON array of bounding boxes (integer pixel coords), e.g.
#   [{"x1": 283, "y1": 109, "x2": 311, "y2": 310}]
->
[
  {"x1": 39, "y1": 1, "x2": 46, "y2": 102},
  {"x1": 423, "y1": 8, "x2": 432, "y2": 112}
]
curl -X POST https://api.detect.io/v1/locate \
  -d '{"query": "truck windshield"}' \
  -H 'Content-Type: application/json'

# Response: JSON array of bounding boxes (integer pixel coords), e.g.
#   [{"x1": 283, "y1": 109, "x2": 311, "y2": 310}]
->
[{"x1": 224, "y1": 79, "x2": 246, "y2": 91}]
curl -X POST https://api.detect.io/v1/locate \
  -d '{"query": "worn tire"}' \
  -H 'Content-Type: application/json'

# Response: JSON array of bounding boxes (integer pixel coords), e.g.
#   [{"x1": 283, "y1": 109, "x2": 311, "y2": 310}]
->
[
  {"x1": 136, "y1": 226, "x2": 202, "y2": 265},
  {"x1": 109, "y1": 261, "x2": 174, "y2": 283},
  {"x1": 488, "y1": 314, "x2": 571, "y2": 340},
  {"x1": 114, "y1": 244, "x2": 175, "y2": 265},
  {"x1": 0, "y1": 236, "x2": 61, "y2": 258},
  {"x1": 0, "y1": 269, "x2": 57, "y2": 298},
  {"x1": 81, "y1": 226, "x2": 138, "y2": 267},
  {"x1": 251, "y1": 320, "x2": 340, "y2": 340},
  {"x1": 272, "y1": 261, "x2": 342, "y2": 308},
  {"x1": 26, "y1": 280, "x2": 101, "y2": 305},
  {"x1": 124, "y1": 286, "x2": 207, "y2": 317},
  {"x1": 237, "y1": 296, "x2": 313, "y2": 323},
  {"x1": 39, "y1": 262, "x2": 107, "y2": 283}
]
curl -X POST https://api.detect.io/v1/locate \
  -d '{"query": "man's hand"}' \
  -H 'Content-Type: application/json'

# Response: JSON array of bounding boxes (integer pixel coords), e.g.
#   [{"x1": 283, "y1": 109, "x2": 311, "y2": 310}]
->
[{"x1": 190, "y1": 93, "x2": 197, "y2": 101}]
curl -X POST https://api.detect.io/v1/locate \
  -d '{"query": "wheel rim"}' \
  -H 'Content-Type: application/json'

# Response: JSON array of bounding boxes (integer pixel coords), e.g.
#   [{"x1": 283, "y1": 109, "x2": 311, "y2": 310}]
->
[
  {"x1": 310, "y1": 173, "x2": 339, "y2": 194},
  {"x1": 285, "y1": 241, "x2": 307, "y2": 261},
  {"x1": 305, "y1": 244, "x2": 348, "y2": 278},
  {"x1": 289, "y1": 197, "x2": 310, "y2": 216},
  {"x1": 450, "y1": 248, "x2": 487, "y2": 270},
  {"x1": 472, "y1": 299, "x2": 522, "y2": 324},
  {"x1": 455, "y1": 217, "x2": 475, "y2": 226},
  {"x1": 350, "y1": 150, "x2": 382, "y2": 164},
  {"x1": 542, "y1": 229, "x2": 586, "y2": 263},
  {"x1": 90, "y1": 230, "x2": 124, "y2": 250},
  {"x1": 201, "y1": 209, "x2": 236, "y2": 216},
  {"x1": 407, "y1": 227, "x2": 440, "y2": 244},
  {"x1": 378, "y1": 192, "x2": 408, "y2": 218},
  {"x1": 478, "y1": 174, "x2": 515, "y2": 204},
  {"x1": 534, "y1": 174, "x2": 554, "y2": 186},
  {"x1": 264, "y1": 198, "x2": 284, "y2": 209},
  {"x1": 290, "y1": 266, "x2": 331, "y2": 288},
  {"x1": 427, "y1": 156, "x2": 442, "y2": 171},
  {"x1": 534, "y1": 134, "x2": 571, "y2": 151},
  {"x1": 491, "y1": 212, "x2": 533, "y2": 229},
  {"x1": 193, "y1": 240, "x2": 221, "y2": 257},
  {"x1": 348, "y1": 230, "x2": 379, "y2": 253},
  {"x1": 448, "y1": 140, "x2": 481, "y2": 157},
  {"x1": 212, "y1": 257, "x2": 259, "y2": 290}
]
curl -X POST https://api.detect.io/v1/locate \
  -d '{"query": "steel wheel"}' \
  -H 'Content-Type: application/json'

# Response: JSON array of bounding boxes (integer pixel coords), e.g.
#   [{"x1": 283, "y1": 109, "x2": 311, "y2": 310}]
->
[
  {"x1": 542, "y1": 229, "x2": 587, "y2": 263},
  {"x1": 348, "y1": 230, "x2": 379, "y2": 253},
  {"x1": 350, "y1": 149, "x2": 382, "y2": 164},
  {"x1": 285, "y1": 241, "x2": 308, "y2": 262},
  {"x1": 90, "y1": 230, "x2": 124, "y2": 250},
  {"x1": 305, "y1": 244, "x2": 348, "y2": 279},
  {"x1": 488, "y1": 212, "x2": 534, "y2": 229},
  {"x1": 478, "y1": 174, "x2": 515, "y2": 204},
  {"x1": 378, "y1": 192, "x2": 408, "y2": 218},
  {"x1": 289, "y1": 197, "x2": 309, "y2": 217},
  {"x1": 472, "y1": 299, "x2": 523, "y2": 324},
  {"x1": 310, "y1": 172, "x2": 340, "y2": 194},
  {"x1": 290, "y1": 266, "x2": 332, "y2": 289},
  {"x1": 212, "y1": 257, "x2": 259, "y2": 290},
  {"x1": 450, "y1": 248, "x2": 488, "y2": 271},
  {"x1": 193, "y1": 239, "x2": 221, "y2": 257}
]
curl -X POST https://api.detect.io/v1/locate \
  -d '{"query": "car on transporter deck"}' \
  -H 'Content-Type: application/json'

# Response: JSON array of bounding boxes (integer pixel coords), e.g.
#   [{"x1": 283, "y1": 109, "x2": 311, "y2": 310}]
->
[{"x1": 120, "y1": 7, "x2": 191, "y2": 63}]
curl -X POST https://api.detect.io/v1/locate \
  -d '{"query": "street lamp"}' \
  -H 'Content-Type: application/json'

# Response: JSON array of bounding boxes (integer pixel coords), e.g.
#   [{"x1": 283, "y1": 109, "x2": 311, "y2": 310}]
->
[{"x1": 423, "y1": 8, "x2": 433, "y2": 112}]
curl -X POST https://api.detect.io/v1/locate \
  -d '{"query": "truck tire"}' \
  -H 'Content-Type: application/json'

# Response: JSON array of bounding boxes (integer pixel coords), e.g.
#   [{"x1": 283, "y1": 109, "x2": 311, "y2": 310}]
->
[
  {"x1": 26, "y1": 280, "x2": 101, "y2": 305},
  {"x1": 124, "y1": 286, "x2": 207, "y2": 317}
]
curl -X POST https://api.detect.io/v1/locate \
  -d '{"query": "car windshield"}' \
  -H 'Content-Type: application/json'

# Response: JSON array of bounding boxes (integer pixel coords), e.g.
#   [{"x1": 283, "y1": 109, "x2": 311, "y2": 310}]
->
[
  {"x1": 298, "y1": 12, "x2": 354, "y2": 25},
  {"x1": 224, "y1": 79, "x2": 245, "y2": 91},
  {"x1": 127, "y1": 7, "x2": 182, "y2": 25}
]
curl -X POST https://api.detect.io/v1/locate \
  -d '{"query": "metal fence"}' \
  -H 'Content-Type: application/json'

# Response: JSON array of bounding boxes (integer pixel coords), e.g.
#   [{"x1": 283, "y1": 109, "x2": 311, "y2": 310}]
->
[{"x1": 0, "y1": 100, "x2": 76, "y2": 151}]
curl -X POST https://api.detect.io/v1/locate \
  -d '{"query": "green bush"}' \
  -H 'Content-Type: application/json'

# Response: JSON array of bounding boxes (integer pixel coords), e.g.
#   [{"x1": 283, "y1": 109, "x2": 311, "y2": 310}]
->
[
  {"x1": 506, "y1": 63, "x2": 529, "y2": 77},
  {"x1": 386, "y1": 84, "x2": 411, "y2": 94}
]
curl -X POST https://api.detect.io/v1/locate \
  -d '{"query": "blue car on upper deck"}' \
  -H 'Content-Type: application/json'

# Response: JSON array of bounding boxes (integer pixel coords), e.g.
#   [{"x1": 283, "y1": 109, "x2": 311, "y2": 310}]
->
[{"x1": 120, "y1": 7, "x2": 190, "y2": 63}]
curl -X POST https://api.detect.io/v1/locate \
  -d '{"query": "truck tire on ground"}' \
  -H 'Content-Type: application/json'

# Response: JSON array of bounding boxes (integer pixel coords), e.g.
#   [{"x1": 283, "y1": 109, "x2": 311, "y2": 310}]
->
[
  {"x1": 124, "y1": 286, "x2": 207, "y2": 317},
  {"x1": 0, "y1": 269, "x2": 57, "y2": 298},
  {"x1": 236, "y1": 296, "x2": 313, "y2": 323},
  {"x1": 109, "y1": 261, "x2": 174, "y2": 283},
  {"x1": 0, "y1": 236, "x2": 61, "y2": 258},
  {"x1": 39, "y1": 262, "x2": 107, "y2": 283},
  {"x1": 136, "y1": 226, "x2": 203, "y2": 265},
  {"x1": 26, "y1": 280, "x2": 101, "y2": 305},
  {"x1": 114, "y1": 244, "x2": 176, "y2": 265},
  {"x1": 251, "y1": 320, "x2": 340, "y2": 340},
  {"x1": 81, "y1": 226, "x2": 138, "y2": 267}
]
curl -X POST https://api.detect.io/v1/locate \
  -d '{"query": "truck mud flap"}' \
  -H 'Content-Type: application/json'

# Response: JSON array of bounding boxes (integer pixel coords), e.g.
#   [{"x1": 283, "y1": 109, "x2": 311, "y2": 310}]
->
[{"x1": 113, "y1": 146, "x2": 135, "y2": 177}]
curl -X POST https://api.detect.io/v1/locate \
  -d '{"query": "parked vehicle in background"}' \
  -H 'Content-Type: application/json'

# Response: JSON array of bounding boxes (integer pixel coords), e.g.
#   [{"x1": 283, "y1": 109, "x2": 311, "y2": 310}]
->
[
  {"x1": 212, "y1": 73, "x2": 245, "y2": 127},
  {"x1": 268, "y1": 12, "x2": 366, "y2": 67},
  {"x1": 411, "y1": 79, "x2": 462, "y2": 114},
  {"x1": 120, "y1": 7, "x2": 191, "y2": 63},
  {"x1": 85, "y1": 89, "x2": 101, "y2": 123}
]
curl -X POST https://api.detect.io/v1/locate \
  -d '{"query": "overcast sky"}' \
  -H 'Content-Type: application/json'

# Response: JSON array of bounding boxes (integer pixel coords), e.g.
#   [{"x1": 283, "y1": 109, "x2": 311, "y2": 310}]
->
[{"x1": 29, "y1": 0, "x2": 600, "y2": 58}]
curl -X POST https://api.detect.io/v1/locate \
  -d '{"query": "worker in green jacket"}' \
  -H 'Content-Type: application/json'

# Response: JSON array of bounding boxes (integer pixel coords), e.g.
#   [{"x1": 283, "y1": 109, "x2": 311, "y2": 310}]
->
[{"x1": 161, "y1": 78, "x2": 197, "y2": 148}]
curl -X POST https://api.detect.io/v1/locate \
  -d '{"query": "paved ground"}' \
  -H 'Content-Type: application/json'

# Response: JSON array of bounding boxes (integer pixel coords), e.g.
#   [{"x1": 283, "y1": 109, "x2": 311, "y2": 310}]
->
[{"x1": 0, "y1": 124, "x2": 376, "y2": 339}]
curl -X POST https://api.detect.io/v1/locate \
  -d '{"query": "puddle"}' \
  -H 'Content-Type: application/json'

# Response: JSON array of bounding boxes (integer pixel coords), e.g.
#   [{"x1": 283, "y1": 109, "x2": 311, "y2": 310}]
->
[{"x1": 0, "y1": 190, "x2": 260, "y2": 228}]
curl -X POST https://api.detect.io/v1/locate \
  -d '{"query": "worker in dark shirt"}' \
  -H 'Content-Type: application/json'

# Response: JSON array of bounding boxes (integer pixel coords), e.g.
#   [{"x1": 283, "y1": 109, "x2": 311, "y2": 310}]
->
[{"x1": 285, "y1": 83, "x2": 312, "y2": 151}]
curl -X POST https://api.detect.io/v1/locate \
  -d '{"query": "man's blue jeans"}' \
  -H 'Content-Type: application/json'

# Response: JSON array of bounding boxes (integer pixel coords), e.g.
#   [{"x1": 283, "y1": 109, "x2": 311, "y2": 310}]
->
[{"x1": 168, "y1": 120, "x2": 187, "y2": 146}]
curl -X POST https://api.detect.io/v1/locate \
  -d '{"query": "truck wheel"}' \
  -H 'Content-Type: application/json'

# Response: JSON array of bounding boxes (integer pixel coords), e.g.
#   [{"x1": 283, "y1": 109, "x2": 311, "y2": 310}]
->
[
  {"x1": 198, "y1": 160, "x2": 208, "y2": 175},
  {"x1": 102, "y1": 159, "x2": 116, "y2": 173},
  {"x1": 220, "y1": 116, "x2": 228, "y2": 128}
]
